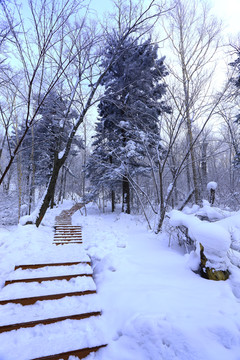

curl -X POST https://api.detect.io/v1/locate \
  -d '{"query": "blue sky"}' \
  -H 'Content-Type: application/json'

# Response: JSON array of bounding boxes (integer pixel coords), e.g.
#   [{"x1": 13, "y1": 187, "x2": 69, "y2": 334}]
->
[{"x1": 210, "y1": 0, "x2": 240, "y2": 36}]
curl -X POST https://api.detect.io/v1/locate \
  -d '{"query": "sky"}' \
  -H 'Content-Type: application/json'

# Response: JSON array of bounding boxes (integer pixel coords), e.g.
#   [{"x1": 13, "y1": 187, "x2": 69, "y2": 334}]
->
[
  {"x1": 210, "y1": 0, "x2": 240, "y2": 37},
  {"x1": 89, "y1": 0, "x2": 240, "y2": 38}
]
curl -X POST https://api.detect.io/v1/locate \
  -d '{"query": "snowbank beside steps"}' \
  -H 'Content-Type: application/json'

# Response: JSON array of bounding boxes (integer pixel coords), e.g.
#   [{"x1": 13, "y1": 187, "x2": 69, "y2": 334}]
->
[
  {"x1": 1, "y1": 201, "x2": 240, "y2": 359},
  {"x1": 169, "y1": 210, "x2": 231, "y2": 270}
]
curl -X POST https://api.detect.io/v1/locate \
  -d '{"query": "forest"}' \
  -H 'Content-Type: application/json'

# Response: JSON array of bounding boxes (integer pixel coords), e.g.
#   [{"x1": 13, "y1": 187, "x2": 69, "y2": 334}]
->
[
  {"x1": 0, "y1": 0, "x2": 239, "y2": 231},
  {"x1": 1, "y1": 1, "x2": 240, "y2": 358}
]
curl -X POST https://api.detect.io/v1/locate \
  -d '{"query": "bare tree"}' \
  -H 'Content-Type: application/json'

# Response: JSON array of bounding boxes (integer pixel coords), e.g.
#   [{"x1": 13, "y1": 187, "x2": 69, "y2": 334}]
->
[
  {"x1": 162, "y1": 0, "x2": 222, "y2": 204},
  {"x1": 0, "y1": 0, "x2": 83, "y2": 186}
]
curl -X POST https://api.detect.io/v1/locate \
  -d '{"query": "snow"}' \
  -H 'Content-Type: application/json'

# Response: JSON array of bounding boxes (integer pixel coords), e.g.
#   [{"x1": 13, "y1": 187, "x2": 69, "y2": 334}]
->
[
  {"x1": 58, "y1": 149, "x2": 65, "y2": 159},
  {"x1": 0, "y1": 201, "x2": 240, "y2": 359},
  {"x1": 195, "y1": 200, "x2": 234, "y2": 221},
  {"x1": 169, "y1": 209, "x2": 231, "y2": 270},
  {"x1": 207, "y1": 181, "x2": 218, "y2": 191}
]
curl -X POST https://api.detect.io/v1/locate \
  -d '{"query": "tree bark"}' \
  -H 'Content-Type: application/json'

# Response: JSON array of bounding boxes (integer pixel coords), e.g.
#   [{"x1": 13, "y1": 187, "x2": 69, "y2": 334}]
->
[
  {"x1": 36, "y1": 159, "x2": 62, "y2": 227},
  {"x1": 122, "y1": 175, "x2": 130, "y2": 214},
  {"x1": 201, "y1": 141, "x2": 208, "y2": 198},
  {"x1": 111, "y1": 189, "x2": 115, "y2": 212}
]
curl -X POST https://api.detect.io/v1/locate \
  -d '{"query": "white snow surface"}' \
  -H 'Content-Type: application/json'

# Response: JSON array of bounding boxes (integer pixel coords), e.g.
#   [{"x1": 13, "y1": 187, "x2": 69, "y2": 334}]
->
[
  {"x1": 169, "y1": 209, "x2": 231, "y2": 270},
  {"x1": 0, "y1": 200, "x2": 240, "y2": 359},
  {"x1": 207, "y1": 181, "x2": 218, "y2": 191}
]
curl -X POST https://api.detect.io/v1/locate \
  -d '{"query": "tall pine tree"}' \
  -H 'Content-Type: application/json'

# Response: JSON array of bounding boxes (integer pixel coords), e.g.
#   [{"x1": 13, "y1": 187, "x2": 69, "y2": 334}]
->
[{"x1": 87, "y1": 35, "x2": 170, "y2": 213}]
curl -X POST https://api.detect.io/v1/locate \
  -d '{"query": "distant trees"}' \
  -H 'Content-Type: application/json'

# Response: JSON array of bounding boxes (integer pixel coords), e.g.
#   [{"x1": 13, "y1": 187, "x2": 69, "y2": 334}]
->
[
  {"x1": 230, "y1": 47, "x2": 240, "y2": 168},
  {"x1": 87, "y1": 36, "x2": 170, "y2": 215},
  {"x1": 11, "y1": 90, "x2": 78, "y2": 214},
  {"x1": 1, "y1": 0, "x2": 239, "y2": 228},
  {"x1": 0, "y1": 0, "x2": 167, "y2": 226}
]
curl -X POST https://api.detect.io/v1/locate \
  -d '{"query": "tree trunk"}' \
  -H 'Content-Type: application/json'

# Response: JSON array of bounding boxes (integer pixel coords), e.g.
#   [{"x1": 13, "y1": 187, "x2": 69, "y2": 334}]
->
[
  {"x1": 122, "y1": 175, "x2": 130, "y2": 214},
  {"x1": 111, "y1": 189, "x2": 115, "y2": 212},
  {"x1": 201, "y1": 141, "x2": 208, "y2": 198},
  {"x1": 58, "y1": 167, "x2": 64, "y2": 204},
  {"x1": 36, "y1": 159, "x2": 62, "y2": 227}
]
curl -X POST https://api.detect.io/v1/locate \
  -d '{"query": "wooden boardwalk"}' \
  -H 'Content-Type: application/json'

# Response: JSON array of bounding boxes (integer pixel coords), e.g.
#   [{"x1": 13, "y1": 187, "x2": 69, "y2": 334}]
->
[{"x1": 0, "y1": 203, "x2": 107, "y2": 359}]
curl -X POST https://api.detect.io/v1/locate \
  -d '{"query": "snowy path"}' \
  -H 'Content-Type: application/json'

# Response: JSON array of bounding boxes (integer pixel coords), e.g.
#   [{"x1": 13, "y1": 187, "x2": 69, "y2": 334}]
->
[
  {"x1": 1, "y1": 201, "x2": 240, "y2": 359},
  {"x1": 0, "y1": 204, "x2": 107, "y2": 360}
]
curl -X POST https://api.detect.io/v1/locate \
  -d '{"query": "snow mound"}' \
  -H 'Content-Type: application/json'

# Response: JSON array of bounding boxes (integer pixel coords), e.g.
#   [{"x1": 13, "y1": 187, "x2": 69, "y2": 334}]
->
[
  {"x1": 170, "y1": 210, "x2": 231, "y2": 270},
  {"x1": 207, "y1": 181, "x2": 218, "y2": 191}
]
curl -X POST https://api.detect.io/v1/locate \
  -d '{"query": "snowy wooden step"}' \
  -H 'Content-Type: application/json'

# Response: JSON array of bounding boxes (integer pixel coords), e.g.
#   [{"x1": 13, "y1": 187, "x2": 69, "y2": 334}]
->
[
  {"x1": 0, "y1": 311, "x2": 102, "y2": 333},
  {"x1": 53, "y1": 235, "x2": 82, "y2": 238},
  {"x1": 0, "y1": 294, "x2": 102, "y2": 326},
  {"x1": 55, "y1": 225, "x2": 82, "y2": 227},
  {"x1": 54, "y1": 235, "x2": 82, "y2": 238},
  {"x1": 53, "y1": 239, "x2": 82, "y2": 242},
  {"x1": 0, "y1": 316, "x2": 107, "y2": 359},
  {"x1": 0, "y1": 290, "x2": 96, "y2": 306},
  {"x1": 55, "y1": 229, "x2": 82, "y2": 231},
  {"x1": 5, "y1": 273, "x2": 93, "y2": 285},
  {"x1": 14, "y1": 261, "x2": 91, "y2": 270},
  {"x1": 10, "y1": 264, "x2": 92, "y2": 280},
  {"x1": 53, "y1": 241, "x2": 83, "y2": 245},
  {"x1": 31, "y1": 345, "x2": 107, "y2": 360},
  {"x1": 1, "y1": 275, "x2": 96, "y2": 299}
]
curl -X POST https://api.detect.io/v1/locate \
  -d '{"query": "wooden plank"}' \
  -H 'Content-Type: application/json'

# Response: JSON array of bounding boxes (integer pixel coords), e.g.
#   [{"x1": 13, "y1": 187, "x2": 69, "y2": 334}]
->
[
  {"x1": 53, "y1": 239, "x2": 82, "y2": 241},
  {"x1": 0, "y1": 311, "x2": 102, "y2": 333},
  {"x1": 54, "y1": 226, "x2": 82, "y2": 229},
  {"x1": 54, "y1": 236, "x2": 82, "y2": 238},
  {"x1": 31, "y1": 344, "x2": 107, "y2": 360},
  {"x1": 14, "y1": 261, "x2": 91, "y2": 270},
  {"x1": 54, "y1": 233, "x2": 82, "y2": 235},
  {"x1": 5, "y1": 273, "x2": 93, "y2": 285},
  {"x1": 53, "y1": 242, "x2": 83, "y2": 245},
  {"x1": 0, "y1": 290, "x2": 96, "y2": 306}
]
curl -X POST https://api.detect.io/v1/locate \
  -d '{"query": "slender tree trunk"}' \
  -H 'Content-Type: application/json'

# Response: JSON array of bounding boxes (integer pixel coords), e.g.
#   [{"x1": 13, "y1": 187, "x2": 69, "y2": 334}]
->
[
  {"x1": 201, "y1": 141, "x2": 208, "y2": 198},
  {"x1": 122, "y1": 175, "x2": 130, "y2": 214},
  {"x1": 29, "y1": 125, "x2": 35, "y2": 213},
  {"x1": 58, "y1": 167, "x2": 64, "y2": 204},
  {"x1": 158, "y1": 162, "x2": 164, "y2": 217},
  {"x1": 16, "y1": 153, "x2": 22, "y2": 221},
  {"x1": 62, "y1": 168, "x2": 67, "y2": 202},
  {"x1": 36, "y1": 159, "x2": 62, "y2": 226},
  {"x1": 179, "y1": 18, "x2": 200, "y2": 204},
  {"x1": 111, "y1": 189, "x2": 115, "y2": 212},
  {"x1": 186, "y1": 154, "x2": 191, "y2": 193}
]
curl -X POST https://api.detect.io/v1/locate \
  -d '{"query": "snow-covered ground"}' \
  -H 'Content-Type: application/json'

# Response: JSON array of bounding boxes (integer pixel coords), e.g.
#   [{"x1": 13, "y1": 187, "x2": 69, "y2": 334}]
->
[{"x1": 0, "y1": 201, "x2": 240, "y2": 359}]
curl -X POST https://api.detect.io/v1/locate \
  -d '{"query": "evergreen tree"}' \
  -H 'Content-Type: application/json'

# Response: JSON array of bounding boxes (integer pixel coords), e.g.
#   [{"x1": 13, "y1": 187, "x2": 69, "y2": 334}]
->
[
  {"x1": 12, "y1": 90, "x2": 78, "y2": 209},
  {"x1": 87, "y1": 35, "x2": 170, "y2": 213}
]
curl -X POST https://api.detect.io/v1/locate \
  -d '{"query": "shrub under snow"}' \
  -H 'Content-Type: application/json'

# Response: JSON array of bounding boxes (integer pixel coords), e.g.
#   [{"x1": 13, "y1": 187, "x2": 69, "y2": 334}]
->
[{"x1": 169, "y1": 210, "x2": 231, "y2": 272}]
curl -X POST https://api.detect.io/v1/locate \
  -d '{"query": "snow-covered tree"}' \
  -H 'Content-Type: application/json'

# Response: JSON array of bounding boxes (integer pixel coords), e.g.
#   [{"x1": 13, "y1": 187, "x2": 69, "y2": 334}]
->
[
  {"x1": 87, "y1": 35, "x2": 170, "y2": 213},
  {"x1": 11, "y1": 90, "x2": 78, "y2": 211}
]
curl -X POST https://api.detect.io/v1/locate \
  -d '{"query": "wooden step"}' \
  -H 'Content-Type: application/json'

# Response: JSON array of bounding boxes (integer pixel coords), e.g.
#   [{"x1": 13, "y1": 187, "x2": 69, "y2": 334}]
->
[
  {"x1": 0, "y1": 311, "x2": 102, "y2": 333},
  {"x1": 31, "y1": 344, "x2": 107, "y2": 360},
  {"x1": 53, "y1": 236, "x2": 82, "y2": 239},
  {"x1": 53, "y1": 239, "x2": 82, "y2": 241},
  {"x1": 53, "y1": 242, "x2": 83, "y2": 245},
  {"x1": 5, "y1": 273, "x2": 93, "y2": 285},
  {"x1": 54, "y1": 233, "x2": 82, "y2": 235},
  {"x1": 54, "y1": 238, "x2": 82, "y2": 240},
  {"x1": 14, "y1": 261, "x2": 91, "y2": 270},
  {"x1": 54, "y1": 233, "x2": 82, "y2": 236},
  {"x1": 0, "y1": 290, "x2": 96, "y2": 306},
  {"x1": 55, "y1": 226, "x2": 82, "y2": 229}
]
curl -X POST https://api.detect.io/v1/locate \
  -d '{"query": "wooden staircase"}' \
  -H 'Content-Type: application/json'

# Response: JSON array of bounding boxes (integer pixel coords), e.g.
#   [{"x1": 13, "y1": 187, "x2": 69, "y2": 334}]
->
[{"x1": 0, "y1": 204, "x2": 107, "y2": 359}]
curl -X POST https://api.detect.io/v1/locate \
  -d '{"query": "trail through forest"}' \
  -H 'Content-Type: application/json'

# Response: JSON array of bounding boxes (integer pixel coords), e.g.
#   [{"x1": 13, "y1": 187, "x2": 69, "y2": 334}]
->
[{"x1": 0, "y1": 201, "x2": 240, "y2": 359}]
